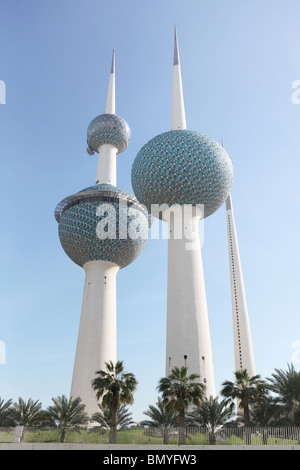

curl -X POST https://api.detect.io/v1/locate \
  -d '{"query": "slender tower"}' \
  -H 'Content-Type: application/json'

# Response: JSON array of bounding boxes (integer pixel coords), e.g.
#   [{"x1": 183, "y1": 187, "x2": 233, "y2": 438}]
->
[
  {"x1": 226, "y1": 193, "x2": 256, "y2": 375},
  {"x1": 55, "y1": 51, "x2": 149, "y2": 418},
  {"x1": 131, "y1": 29, "x2": 234, "y2": 397}
]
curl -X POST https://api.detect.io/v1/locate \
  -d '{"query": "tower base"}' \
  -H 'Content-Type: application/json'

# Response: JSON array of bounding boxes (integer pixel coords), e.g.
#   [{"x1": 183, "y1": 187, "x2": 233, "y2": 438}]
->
[
  {"x1": 70, "y1": 260, "x2": 119, "y2": 419},
  {"x1": 164, "y1": 205, "x2": 216, "y2": 398}
]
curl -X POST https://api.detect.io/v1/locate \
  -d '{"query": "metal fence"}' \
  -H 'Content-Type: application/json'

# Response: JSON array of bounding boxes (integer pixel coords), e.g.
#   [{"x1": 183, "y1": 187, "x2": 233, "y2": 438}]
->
[{"x1": 0, "y1": 426, "x2": 299, "y2": 445}]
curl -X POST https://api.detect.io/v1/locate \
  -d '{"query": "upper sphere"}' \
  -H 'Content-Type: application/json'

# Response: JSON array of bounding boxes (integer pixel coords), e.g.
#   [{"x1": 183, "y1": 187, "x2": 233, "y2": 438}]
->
[
  {"x1": 131, "y1": 130, "x2": 233, "y2": 218},
  {"x1": 87, "y1": 114, "x2": 131, "y2": 155},
  {"x1": 55, "y1": 184, "x2": 148, "y2": 268}
]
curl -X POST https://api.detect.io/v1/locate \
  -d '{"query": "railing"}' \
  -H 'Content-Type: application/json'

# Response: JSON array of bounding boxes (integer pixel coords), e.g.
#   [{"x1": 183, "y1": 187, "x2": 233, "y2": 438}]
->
[{"x1": 0, "y1": 426, "x2": 299, "y2": 445}]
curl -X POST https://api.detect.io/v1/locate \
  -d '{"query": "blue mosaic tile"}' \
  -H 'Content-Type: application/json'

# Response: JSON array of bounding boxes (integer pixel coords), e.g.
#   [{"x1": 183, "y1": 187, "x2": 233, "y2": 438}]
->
[
  {"x1": 131, "y1": 130, "x2": 233, "y2": 218},
  {"x1": 56, "y1": 184, "x2": 148, "y2": 268}
]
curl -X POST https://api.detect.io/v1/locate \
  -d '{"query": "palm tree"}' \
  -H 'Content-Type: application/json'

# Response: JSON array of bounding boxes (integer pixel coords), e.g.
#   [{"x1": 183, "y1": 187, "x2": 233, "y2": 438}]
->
[
  {"x1": 0, "y1": 398, "x2": 14, "y2": 426},
  {"x1": 248, "y1": 394, "x2": 288, "y2": 444},
  {"x1": 221, "y1": 369, "x2": 268, "y2": 444},
  {"x1": 47, "y1": 395, "x2": 89, "y2": 443},
  {"x1": 92, "y1": 404, "x2": 134, "y2": 430},
  {"x1": 157, "y1": 366, "x2": 205, "y2": 445},
  {"x1": 140, "y1": 397, "x2": 179, "y2": 444},
  {"x1": 12, "y1": 398, "x2": 42, "y2": 426},
  {"x1": 33, "y1": 409, "x2": 57, "y2": 427},
  {"x1": 267, "y1": 363, "x2": 300, "y2": 426},
  {"x1": 91, "y1": 360, "x2": 138, "y2": 443},
  {"x1": 249, "y1": 395, "x2": 286, "y2": 426},
  {"x1": 186, "y1": 396, "x2": 234, "y2": 445}
]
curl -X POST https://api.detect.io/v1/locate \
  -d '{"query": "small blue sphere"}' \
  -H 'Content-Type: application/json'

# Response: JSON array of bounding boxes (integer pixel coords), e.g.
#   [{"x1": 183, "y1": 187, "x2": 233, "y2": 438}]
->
[
  {"x1": 87, "y1": 114, "x2": 131, "y2": 155},
  {"x1": 131, "y1": 130, "x2": 233, "y2": 218},
  {"x1": 55, "y1": 184, "x2": 148, "y2": 268}
]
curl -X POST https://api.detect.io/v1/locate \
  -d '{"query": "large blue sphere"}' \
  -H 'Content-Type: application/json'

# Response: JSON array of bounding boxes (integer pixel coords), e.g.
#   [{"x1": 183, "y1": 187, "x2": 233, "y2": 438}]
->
[
  {"x1": 131, "y1": 130, "x2": 233, "y2": 218},
  {"x1": 55, "y1": 184, "x2": 148, "y2": 268}
]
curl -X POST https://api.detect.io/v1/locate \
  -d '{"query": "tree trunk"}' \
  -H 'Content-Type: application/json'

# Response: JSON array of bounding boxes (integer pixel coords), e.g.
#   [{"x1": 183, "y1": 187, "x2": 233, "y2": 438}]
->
[
  {"x1": 243, "y1": 404, "x2": 251, "y2": 427},
  {"x1": 262, "y1": 429, "x2": 268, "y2": 445},
  {"x1": 110, "y1": 402, "x2": 118, "y2": 444},
  {"x1": 244, "y1": 427, "x2": 251, "y2": 445},
  {"x1": 209, "y1": 428, "x2": 216, "y2": 445},
  {"x1": 178, "y1": 410, "x2": 186, "y2": 445},
  {"x1": 59, "y1": 429, "x2": 66, "y2": 443},
  {"x1": 243, "y1": 405, "x2": 251, "y2": 445}
]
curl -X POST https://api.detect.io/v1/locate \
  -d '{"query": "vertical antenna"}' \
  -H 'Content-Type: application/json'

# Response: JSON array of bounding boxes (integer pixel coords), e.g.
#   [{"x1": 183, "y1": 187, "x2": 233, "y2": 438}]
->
[
  {"x1": 105, "y1": 49, "x2": 115, "y2": 114},
  {"x1": 171, "y1": 27, "x2": 187, "y2": 130}
]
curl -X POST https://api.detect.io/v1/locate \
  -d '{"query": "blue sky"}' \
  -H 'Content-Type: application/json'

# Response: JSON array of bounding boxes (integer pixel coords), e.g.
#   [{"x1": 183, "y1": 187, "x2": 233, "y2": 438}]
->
[{"x1": 0, "y1": 0, "x2": 299, "y2": 422}]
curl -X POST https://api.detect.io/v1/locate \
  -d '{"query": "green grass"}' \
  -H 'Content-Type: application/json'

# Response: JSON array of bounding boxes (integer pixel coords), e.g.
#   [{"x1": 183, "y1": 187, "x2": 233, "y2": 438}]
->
[
  {"x1": 22, "y1": 428, "x2": 209, "y2": 445},
  {"x1": 3, "y1": 428, "x2": 298, "y2": 445},
  {"x1": 222, "y1": 433, "x2": 299, "y2": 446},
  {"x1": 23, "y1": 429, "x2": 59, "y2": 443},
  {"x1": 66, "y1": 429, "x2": 109, "y2": 444},
  {"x1": 0, "y1": 430, "x2": 15, "y2": 443}
]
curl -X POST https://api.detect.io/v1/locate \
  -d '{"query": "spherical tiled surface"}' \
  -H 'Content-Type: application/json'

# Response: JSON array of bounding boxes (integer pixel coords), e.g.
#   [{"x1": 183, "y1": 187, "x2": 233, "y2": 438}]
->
[
  {"x1": 131, "y1": 130, "x2": 233, "y2": 218},
  {"x1": 56, "y1": 184, "x2": 148, "y2": 268},
  {"x1": 87, "y1": 114, "x2": 131, "y2": 155}
]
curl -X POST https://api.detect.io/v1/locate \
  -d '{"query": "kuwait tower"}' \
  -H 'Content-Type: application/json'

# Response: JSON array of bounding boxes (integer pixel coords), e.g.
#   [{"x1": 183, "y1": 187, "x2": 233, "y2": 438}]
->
[
  {"x1": 131, "y1": 29, "x2": 234, "y2": 397},
  {"x1": 55, "y1": 51, "x2": 149, "y2": 417},
  {"x1": 226, "y1": 193, "x2": 256, "y2": 376}
]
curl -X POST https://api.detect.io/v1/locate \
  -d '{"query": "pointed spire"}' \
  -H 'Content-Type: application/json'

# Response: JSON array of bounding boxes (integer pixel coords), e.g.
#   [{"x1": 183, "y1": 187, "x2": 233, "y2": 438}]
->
[
  {"x1": 173, "y1": 26, "x2": 179, "y2": 66},
  {"x1": 226, "y1": 192, "x2": 256, "y2": 376},
  {"x1": 105, "y1": 49, "x2": 115, "y2": 114},
  {"x1": 171, "y1": 27, "x2": 187, "y2": 130},
  {"x1": 110, "y1": 48, "x2": 115, "y2": 74}
]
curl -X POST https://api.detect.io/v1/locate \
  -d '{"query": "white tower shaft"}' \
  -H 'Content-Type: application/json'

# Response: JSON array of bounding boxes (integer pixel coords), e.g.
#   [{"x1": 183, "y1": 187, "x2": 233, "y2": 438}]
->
[
  {"x1": 70, "y1": 261, "x2": 119, "y2": 417},
  {"x1": 165, "y1": 29, "x2": 216, "y2": 397},
  {"x1": 71, "y1": 51, "x2": 120, "y2": 419},
  {"x1": 165, "y1": 206, "x2": 216, "y2": 397},
  {"x1": 226, "y1": 194, "x2": 256, "y2": 376},
  {"x1": 96, "y1": 50, "x2": 118, "y2": 186},
  {"x1": 96, "y1": 144, "x2": 117, "y2": 186}
]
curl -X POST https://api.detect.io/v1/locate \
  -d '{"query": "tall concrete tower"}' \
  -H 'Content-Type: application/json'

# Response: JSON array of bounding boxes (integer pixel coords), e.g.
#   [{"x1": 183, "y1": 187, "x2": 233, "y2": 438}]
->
[
  {"x1": 226, "y1": 193, "x2": 256, "y2": 376},
  {"x1": 131, "y1": 29, "x2": 234, "y2": 397},
  {"x1": 55, "y1": 51, "x2": 149, "y2": 418}
]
